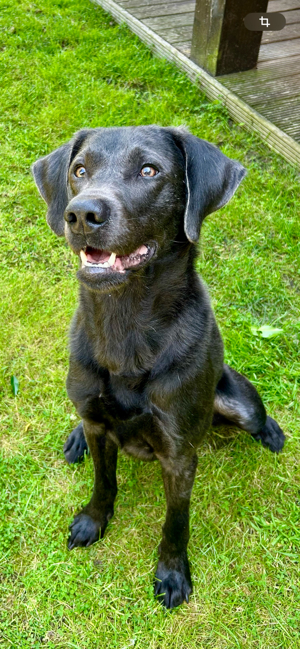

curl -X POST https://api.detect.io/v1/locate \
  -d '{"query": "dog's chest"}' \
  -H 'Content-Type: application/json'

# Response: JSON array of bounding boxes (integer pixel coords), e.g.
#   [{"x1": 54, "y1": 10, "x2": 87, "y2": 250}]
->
[
  {"x1": 99, "y1": 333, "x2": 156, "y2": 375},
  {"x1": 92, "y1": 309, "x2": 161, "y2": 376},
  {"x1": 96, "y1": 373, "x2": 175, "y2": 465},
  {"x1": 106, "y1": 373, "x2": 148, "y2": 415},
  {"x1": 102, "y1": 375, "x2": 159, "y2": 462}
]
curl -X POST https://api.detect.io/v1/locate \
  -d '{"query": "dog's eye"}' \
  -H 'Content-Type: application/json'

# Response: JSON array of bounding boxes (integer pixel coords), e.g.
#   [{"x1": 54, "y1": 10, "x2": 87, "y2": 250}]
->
[
  {"x1": 74, "y1": 166, "x2": 86, "y2": 178},
  {"x1": 140, "y1": 166, "x2": 158, "y2": 178}
]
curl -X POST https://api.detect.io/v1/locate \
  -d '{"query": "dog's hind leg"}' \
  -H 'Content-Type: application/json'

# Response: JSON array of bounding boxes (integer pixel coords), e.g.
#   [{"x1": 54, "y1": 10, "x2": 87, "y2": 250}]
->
[
  {"x1": 63, "y1": 421, "x2": 88, "y2": 464},
  {"x1": 213, "y1": 364, "x2": 285, "y2": 453}
]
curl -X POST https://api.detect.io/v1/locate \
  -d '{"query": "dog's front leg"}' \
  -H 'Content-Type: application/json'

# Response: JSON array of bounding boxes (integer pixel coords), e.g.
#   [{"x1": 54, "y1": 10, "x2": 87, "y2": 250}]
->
[
  {"x1": 68, "y1": 421, "x2": 118, "y2": 549},
  {"x1": 154, "y1": 452, "x2": 198, "y2": 609}
]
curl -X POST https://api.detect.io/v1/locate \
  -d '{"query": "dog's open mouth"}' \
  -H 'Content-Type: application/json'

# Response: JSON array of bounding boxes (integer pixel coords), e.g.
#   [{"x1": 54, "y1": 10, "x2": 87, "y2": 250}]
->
[{"x1": 80, "y1": 244, "x2": 154, "y2": 273}]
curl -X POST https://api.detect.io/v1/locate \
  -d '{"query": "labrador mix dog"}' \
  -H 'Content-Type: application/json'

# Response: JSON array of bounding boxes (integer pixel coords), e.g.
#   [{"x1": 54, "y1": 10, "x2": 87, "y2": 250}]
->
[{"x1": 32, "y1": 126, "x2": 285, "y2": 609}]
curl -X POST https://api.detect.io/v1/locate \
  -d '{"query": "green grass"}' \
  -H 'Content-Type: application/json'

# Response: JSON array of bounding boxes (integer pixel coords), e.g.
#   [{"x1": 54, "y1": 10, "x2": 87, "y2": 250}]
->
[{"x1": 0, "y1": 0, "x2": 300, "y2": 646}]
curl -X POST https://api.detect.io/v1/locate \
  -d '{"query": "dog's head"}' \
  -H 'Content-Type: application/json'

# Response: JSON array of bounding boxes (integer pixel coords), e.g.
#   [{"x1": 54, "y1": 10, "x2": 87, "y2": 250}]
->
[{"x1": 32, "y1": 126, "x2": 246, "y2": 291}]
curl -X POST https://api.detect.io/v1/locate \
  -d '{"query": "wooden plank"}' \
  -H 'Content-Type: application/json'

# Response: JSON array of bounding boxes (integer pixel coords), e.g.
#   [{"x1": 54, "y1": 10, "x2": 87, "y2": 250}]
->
[
  {"x1": 261, "y1": 23, "x2": 300, "y2": 43},
  {"x1": 221, "y1": 64, "x2": 300, "y2": 86},
  {"x1": 279, "y1": 127, "x2": 300, "y2": 140},
  {"x1": 283, "y1": 8, "x2": 300, "y2": 22},
  {"x1": 220, "y1": 55, "x2": 300, "y2": 82},
  {"x1": 153, "y1": 24, "x2": 193, "y2": 42},
  {"x1": 120, "y1": 0, "x2": 194, "y2": 6},
  {"x1": 191, "y1": 0, "x2": 268, "y2": 76},
  {"x1": 267, "y1": 124, "x2": 300, "y2": 139},
  {"x1": 260, "y1": 116, "x2": 300, "y2": 138},
  {"x1": 254, "y1": 95, "x2": 300, "y2": 118},
  {"x1": 259, "y1": 38, "x2": 300, "y2": 59},
  {"x1": 143, "y1": 13, "x2": 194, "y2": 28},
  {"x1": 221, "y1": 73, "x2": 300, "y2": 104},
  {"x1": 125, "y1": 2, "x2": 195, "y2": 19},
  {"x1": 175, "y1": 41, "x2": 192, "y2": 56},
  {"x1": 267, "y1": 0, "x2": 300, "y2": 10},
  {"x1": 258, "y1": 113, "x2": 300, "y2": 132},
  {"x1": 285, "y1": 130, "x2": 300, "y2": 141},
  {"x1": 93, "y1": 0, "x2": 300, "y2": 167},
  {"x1": 253, "y1": 96, "x2": 300, "y2": 142},
  {"x1": 119, "y1": 0, "x2": 195, "y2": 8},
  {"x1": 257, "y1": 52, "x2": 300, "y2": 70},
  {"x1": 285, "y1": 127, "x2": 300, "y2": 137},
  {"x1": 272, "y1": 123, "x2": 300, "y2": 140}
]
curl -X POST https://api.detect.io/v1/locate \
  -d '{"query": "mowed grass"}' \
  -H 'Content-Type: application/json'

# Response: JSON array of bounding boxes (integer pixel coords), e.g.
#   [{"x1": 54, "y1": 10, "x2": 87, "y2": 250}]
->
[{"x1": 0, "y1": 0, "x2": 300, "y2": 646}]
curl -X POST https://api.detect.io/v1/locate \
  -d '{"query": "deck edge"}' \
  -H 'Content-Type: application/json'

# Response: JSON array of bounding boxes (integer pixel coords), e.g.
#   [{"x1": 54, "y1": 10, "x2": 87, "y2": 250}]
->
[{"x1": 92, "y1": 0, "x2": 300, "y2": 168}]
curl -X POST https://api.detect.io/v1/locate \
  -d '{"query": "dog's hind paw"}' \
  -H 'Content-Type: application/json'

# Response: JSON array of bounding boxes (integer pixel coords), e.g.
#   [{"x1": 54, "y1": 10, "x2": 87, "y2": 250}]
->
[
  {"x1": 63, "y1": 421, "x2": 88, "y2": 464},
  {"x1": 154, "y1": 557, "x2": 192, "y2": 609},
  {"x1": 251, "y1": 415, "x2": 285, "y2": 453}
]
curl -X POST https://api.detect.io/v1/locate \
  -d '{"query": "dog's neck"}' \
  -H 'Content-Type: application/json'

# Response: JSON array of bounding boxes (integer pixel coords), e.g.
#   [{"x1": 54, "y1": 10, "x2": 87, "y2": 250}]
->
[{"x1": 76, "y1": 244, "x2": 200, "y2": 376}]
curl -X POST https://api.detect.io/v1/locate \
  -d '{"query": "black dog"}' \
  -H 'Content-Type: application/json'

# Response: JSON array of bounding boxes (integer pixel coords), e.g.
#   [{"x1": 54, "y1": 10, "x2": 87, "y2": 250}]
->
[{"x1": 32, "y1": 126, "x2": 285, "y2": 609}]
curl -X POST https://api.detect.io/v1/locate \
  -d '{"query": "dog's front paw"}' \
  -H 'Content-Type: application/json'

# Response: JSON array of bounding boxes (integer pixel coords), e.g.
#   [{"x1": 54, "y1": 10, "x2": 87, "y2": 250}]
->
[
  {"x1": 252, "y1": 415, "x2": 285, "y2": 453},
  {"x1": 64, "y1": 421, "x2": 88, "y2": 464},
  {"x1": 154, "y1": 556, "x2": 192, "y2": 609},
  {"x1": 68, "y1": 514, "x2": 101, "y2": 549},
  {"x1": 68, "y1": 504, "x2": 114, "y2": 549}
]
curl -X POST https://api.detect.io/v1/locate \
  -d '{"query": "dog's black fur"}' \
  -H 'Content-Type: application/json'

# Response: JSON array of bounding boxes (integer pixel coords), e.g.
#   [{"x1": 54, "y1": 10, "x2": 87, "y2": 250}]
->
[{"x1": 32, "y1": 126, "x2": 285, "y2": 609}]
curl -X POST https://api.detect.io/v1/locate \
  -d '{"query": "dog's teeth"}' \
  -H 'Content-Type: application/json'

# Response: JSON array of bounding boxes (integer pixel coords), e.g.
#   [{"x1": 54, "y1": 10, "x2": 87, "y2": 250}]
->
[
  {"x1": 88, "y1": 262, "x2": 109, "y2": 267},
  {"x1": 107, "y1": 252, "x2": 116, "y2": 267},
  {"x1": 80, "y1": 250, "x2": 87, "y2": 266}
]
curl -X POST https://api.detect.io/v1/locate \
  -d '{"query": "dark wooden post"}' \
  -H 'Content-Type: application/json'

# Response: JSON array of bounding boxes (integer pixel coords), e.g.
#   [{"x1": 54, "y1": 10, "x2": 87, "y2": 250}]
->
[{"x1": 191, "y1": 0, "x2": 269, "y2": 76}]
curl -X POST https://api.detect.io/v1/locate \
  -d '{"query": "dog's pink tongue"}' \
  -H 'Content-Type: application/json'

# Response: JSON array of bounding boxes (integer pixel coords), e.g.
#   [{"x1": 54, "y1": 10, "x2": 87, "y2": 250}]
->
[{"x1": 86, "y1": 248, "x2": 110, "y2": 263}]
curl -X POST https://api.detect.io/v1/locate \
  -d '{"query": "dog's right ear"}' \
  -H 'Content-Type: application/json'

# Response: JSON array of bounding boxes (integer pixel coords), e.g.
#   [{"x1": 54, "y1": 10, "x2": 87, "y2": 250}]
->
[{"x1": 31, "y1": 129, "x2": 91, "y2": 236}]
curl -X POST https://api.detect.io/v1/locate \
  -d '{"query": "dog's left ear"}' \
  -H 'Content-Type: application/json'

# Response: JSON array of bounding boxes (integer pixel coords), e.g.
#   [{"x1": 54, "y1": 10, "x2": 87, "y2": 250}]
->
[{"x1": 173, "y1": 131, "x2": 247, "y2": 243}]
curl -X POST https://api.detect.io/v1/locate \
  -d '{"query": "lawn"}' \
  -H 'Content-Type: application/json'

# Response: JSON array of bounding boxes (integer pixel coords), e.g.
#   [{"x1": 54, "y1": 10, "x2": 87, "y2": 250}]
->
[{"x1": 0, "y1": 0, "x2": 300, "y2": 646}]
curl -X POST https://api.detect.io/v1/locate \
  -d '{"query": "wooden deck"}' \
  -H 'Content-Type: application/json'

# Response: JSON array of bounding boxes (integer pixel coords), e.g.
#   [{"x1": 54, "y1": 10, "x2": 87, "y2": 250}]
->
[
  {"x1": 221, "y1": 0, "x2": 300, "y2": 145},
  {"x1": 94, "y1": 0, "x2": 300, "y2": 166}
]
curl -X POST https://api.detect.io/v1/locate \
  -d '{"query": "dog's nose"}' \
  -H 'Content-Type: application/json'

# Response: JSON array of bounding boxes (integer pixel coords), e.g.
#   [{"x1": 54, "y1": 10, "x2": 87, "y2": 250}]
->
[{"x1": 64, "y1": 198, "x2": 110, "y2": 234}]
